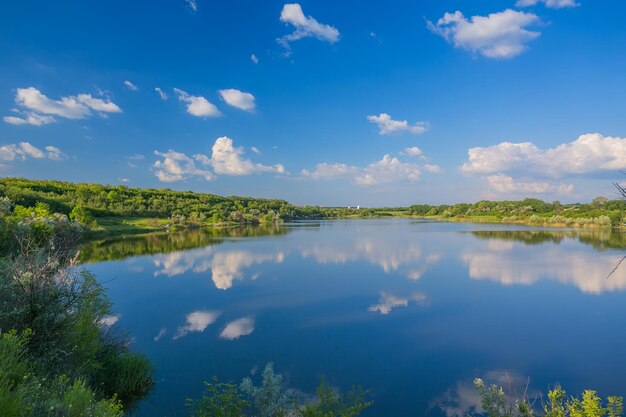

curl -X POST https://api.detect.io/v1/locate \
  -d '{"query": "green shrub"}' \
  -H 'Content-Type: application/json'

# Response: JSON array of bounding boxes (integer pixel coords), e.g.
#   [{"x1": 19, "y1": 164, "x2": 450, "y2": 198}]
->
[
  {"x1": 475, "y1": 379, "x2": 624, "y2": 417},
  {"x1": 70, "y1": 205, "x2": 97, "y2": 228},
  {"x1": 96, "y1": 351, "x2": 154, "y2": 409},
  {"x1": 187, "y1": 380, "x2": 248, "y2": 417}
]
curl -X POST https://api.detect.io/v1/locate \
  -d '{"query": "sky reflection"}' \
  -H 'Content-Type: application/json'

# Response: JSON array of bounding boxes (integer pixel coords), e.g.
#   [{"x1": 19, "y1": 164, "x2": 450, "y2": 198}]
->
[{"x1": 86, "y1": 220, "x2": 626, "y2": 417}]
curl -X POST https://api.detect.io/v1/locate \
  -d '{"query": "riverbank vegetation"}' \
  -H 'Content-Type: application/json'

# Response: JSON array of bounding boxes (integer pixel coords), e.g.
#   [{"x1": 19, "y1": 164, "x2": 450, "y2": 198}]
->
[
  {"x1": 186, "y1": 363, "x2": 372, "y2": 417},
  {"x1": 0, "y1": 203, "x2": 154, "y2": 416},
  {"x1": 474, "y1": 378, "x2": 623, "y2": 417},
  {"x1": 1, "y1": 178, "x2": 625, "y2": 235}
]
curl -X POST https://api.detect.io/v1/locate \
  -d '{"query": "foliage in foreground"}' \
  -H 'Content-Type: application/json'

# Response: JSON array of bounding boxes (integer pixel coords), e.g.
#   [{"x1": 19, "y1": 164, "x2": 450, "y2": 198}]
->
[
  {"x1": 0, "y1": 206, "x2": 154, "y2": 414},
  {"x1": 475, "y1": 378, "x2": 623, "y2": 417},
  {"x1": 187, "y1": 363, "x2": 372, "y2": 417},
  {"x1": 0, "y1": 330, "x2": 123, "y2": 417}
]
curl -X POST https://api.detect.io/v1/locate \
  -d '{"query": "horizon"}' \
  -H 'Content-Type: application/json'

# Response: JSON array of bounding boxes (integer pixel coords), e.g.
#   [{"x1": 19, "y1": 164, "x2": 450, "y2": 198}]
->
[{"x1": 2, "y1": 1, "x2": 626, "y2": 206}]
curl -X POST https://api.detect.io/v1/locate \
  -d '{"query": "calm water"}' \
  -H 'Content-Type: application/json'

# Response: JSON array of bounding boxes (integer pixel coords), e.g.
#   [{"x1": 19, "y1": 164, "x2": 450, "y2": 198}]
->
[{"x1": 84, "y1": 219, "x2": 626, "y2": 416}]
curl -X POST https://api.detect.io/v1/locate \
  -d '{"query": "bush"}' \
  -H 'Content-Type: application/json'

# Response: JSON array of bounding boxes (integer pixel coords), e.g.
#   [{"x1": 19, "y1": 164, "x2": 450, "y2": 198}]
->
[
  {"x1": 187, "y1": 363, "x2": 372, "y2": 417},
  {"x1": 70, "y1": 205, "x2": 96, "y2": 228},
  {"x1": 96, "y1": 351, "x2": 154, "y2": 409},
  {"x1": 0, "y1": 331, "x2": 124, "y2": 417},
  {"x1": 474, "y1": 378, "x2": 623, "y2": 417},
  {"x1": 0, "y1": 212, "x2": 154, "y2": 413}
]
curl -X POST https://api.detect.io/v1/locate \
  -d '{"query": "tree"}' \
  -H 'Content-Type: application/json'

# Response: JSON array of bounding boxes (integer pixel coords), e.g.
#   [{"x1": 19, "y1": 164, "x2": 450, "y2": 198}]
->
[{"x1": 70, "y1": 205, "x2": 96, "y2": 228}]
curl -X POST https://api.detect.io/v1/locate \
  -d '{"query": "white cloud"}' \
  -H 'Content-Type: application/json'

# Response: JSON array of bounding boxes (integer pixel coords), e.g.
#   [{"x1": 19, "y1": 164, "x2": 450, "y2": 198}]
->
[
  {"x1": 278, "y1": 3, "x2": 340, "y2": 52},
  {"x1": 155, "y1": 87, "x2": 168, "y2": 101},
  {"x1": 174, "y1": 310, "x2": 220, "y2": 340},
  {"x1": 424, "y1": 164, "x2": 444, "y2": 174},
  {"x1": 251, "y1": 146, "x2": 261, "y2": 154},
  {"x1": 5, "y1": 87, "x2": 121, "y2": 126},
  {"x1": 461, "y1": 133, "x2": 626, "y2": 177},
  {"x1": 302, "y1": 154, "x2": 423, "y2": 186},
  {"x1": 185, "y1": 0, "x2": 197, "y2": 11},
  {"x1": 124, "y1": 80, "x2": 139, "y2": 91},
  {"x1": 45, "y1": 146, "x2": 67, "y2": 161},
  {"x1": 218, "y1": 89, "x2": 256, "y2": 111},
  {"x1": 367, "y1": 113, "x2": 427, "y2": 135},
  {"x1": 4, "y1": 112, "x2": 55, "y2": 126},
  {"x1": 20, "y1": 142, "x2": 45, "y2": 159},
  {"x1": 0, "y1": 142, "x2": 65, "y2": 161},
  {"x1": 486, "y1": 174, "x2": 573, "y2": 195},
  {"x1": 220, "y1": 317, "x2": 255, "y2": 340},
  {"x1": 153, "y1": 137, "x2": 285, "y2": 182},
  {"x1": 516, "y1": 0, "x2": 578, "y2": 8},
  {"x1": 368, "y1": 292, "x2": 427, "y2": 315},
  {"x1": 74, "y1": 94, "x2": 121, "y2": 113},
  {"x1": 153, "y1": 150, "x2": 215, "y2": 182},
  {"x1": 427, "y1": 9, "x2": 540, "y2": 59},
  {"x1": 208, "y1": 136, "x2": 284, "y2": 175},
  {"x1": 173, "y1": 88, "x2": 221, "y2": 118},
  {"x1": 404, "y1": 146, "x2": 425, "y2": 158},
  {"x1": 250, "y1": 54, "x2": 259, "y2": 64}
]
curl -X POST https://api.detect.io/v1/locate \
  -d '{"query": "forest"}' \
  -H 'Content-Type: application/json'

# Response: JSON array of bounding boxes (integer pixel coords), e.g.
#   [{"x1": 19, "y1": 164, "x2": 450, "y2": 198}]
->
[{"x1": 1, "y1": 178, "x2": 625, "y2": 234}]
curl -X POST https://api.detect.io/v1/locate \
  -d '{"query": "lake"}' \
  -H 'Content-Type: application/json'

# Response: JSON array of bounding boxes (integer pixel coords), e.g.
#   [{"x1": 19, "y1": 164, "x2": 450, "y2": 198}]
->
[{"x1": 83, "y1": 219, "x2": 626, "y2": 416}]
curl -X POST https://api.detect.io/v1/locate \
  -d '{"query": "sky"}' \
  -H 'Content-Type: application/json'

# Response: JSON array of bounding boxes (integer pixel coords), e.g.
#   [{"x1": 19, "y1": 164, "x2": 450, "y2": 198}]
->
[{"x1": 1, "y1": 0, "x2": 626, "y2": 206}]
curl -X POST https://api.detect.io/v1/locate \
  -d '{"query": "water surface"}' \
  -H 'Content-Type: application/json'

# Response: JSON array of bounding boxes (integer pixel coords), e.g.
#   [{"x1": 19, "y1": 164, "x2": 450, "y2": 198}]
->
[{"x1": 84, "y1": 220, "x2": 626, "y2": 416}]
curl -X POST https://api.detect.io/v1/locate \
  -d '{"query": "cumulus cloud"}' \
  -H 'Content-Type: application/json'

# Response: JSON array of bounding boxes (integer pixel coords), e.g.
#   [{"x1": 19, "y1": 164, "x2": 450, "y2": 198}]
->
[
  {"x1": 155, "y1": 87, "x2": 168, "y2": 101},
  {"x1": 424, "y1": 164, "x2": 444, "y2": 174},
  {"x1": 0, "y1": 142, "x2": 65, "y2": 161},
  {"x1": 516, "y1": 0, "x2": 578, "y2": 8},
  {"x1": 220, "y1": 317, "x2": 255, "y2": 340},
  {"x1": 367, "y1": 113, "x2": 427, "y2": 135},
  {"x1": 278, "y1": 3, "x2": 340, "y2": 52},
  {"x1": 45, "y1": 146, "x2": 67, "y2": 161},
  {"x1": 461, "y1": 133, "x2": 626, "y2": 177},
  {"x1": 250, "y1": 54, "x2": 259, "y2": 64},
  {"x1": 486, "y1": 174, "x2": 573, "y2": 195},
  {"x1": 4, "y1": 87, "x2": 121, "y2": 125},
  {"x1": 302, "y1": 154, "x2": 431, "y2": 186},
  {"x1": 427, "y1": 9, "x2": 541, "y2": 59},
  {"x1": 174, "y1": 310, "x2": 220, "y2": 340},
  {"x1": 218, "y1": 89, "x2": 256, "y2": 111},
  {"x1": 209, "y1": 136, "x2": 284, "y2": 175},
  {"x1": 368, "y1": 292, "x2": 427, "y2": 315},
  {"x1": 404, "y1": 146, "x2": 425, "y2": 158},
  {"x1": 124, "y1": 80, "x2": 138, "y2": 91},
  {"x1": 153, "y1": 150, "x2": 215, "y2": 182},
  {"x1": 4, "y1": 112, "x2": 55, "y2": 126},
  {"x1": 153, "y1": 137, "x2": 285, "y2": 182},
  {"x1": 173, "y1": 88, "x2": 221, "y2": 118}
]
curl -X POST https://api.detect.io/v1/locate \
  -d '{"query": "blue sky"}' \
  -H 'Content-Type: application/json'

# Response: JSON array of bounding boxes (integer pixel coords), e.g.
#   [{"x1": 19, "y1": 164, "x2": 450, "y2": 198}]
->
[{"x1": 1, "y1": 0, "x2": 626, "y2": 206}]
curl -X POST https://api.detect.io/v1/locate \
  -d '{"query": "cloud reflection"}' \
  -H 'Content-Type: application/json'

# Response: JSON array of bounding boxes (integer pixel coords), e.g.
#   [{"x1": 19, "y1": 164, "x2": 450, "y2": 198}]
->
[
  {"x1": 301, "y1": 237, "x2": 441, "y2": 279},
  {"x1": 434, "y1": 370, "x2": 533, "y2": 417},
  {"x1": 174, "y1": 310, "x2": 220, "y2": 340},
  {"x1": 368, "y1": 292, "x2": 427, "y2": 314},
  {"x1": 462, "y1": 244, "x2": 626, "y2": 294},
  {"x1": 220, "y1": 317, "x2": 255, "y2": 340},
  {"x1": 153, "y1": 247, "x2": 285, "y2": 290}
]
